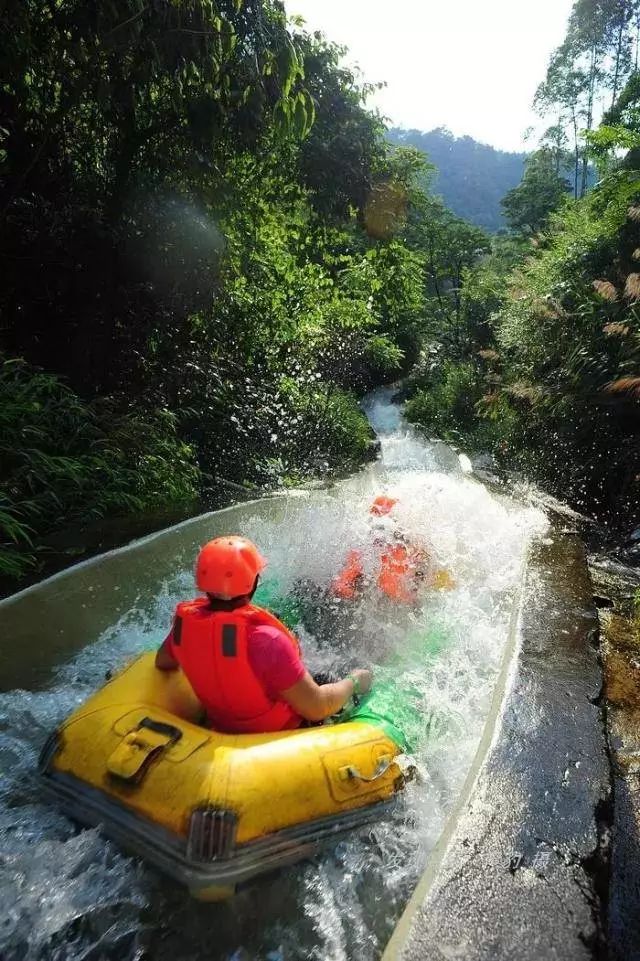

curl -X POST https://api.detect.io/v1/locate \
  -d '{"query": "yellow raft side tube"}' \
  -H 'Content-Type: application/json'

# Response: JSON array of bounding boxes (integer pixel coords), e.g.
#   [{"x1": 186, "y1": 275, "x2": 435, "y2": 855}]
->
[{"x1": 39, "y1": 653, "x2": 405, "y2": 899}]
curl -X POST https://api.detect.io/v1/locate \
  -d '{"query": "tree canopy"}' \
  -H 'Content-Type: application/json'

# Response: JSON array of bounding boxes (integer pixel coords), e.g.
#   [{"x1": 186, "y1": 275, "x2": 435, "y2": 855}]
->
[
  {"x1": 501, "y1": 149, "x2": 572, "y2": 234},
  {"x1": 1, "y1": 1, "x2": 491, "y2": 582},
  {"x1": 6, "y1": 0, "x2": 638, "y2": 583},
  {"x1": 404, "y1": 0, "x2": 640, "y2": 526}
]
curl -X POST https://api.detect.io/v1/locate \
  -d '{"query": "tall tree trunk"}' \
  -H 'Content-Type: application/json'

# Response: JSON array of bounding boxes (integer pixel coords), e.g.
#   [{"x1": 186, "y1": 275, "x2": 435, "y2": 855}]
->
[
  {"x1": 572, "y1": 107, "x2": 580, "y2": 201},
  {"x1": 453, "y1": 263, "x2": 462, "y2": 357},
  {"x1": 581, "y1": 44, "x2": 598, "y2": 198},
  {"x1": 611, "y1": 12, "x2": 626, "y2": 108}
]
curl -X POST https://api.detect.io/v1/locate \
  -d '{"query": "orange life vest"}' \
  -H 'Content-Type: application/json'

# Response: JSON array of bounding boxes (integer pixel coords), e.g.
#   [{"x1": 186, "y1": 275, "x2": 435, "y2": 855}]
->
[
  {"x1": 377, "y1": 542, "x2": 418, "y2": 603},
  {"x1": 331, "y1": 549, "x2": 365, "y2": 599},
  {"x1": 171, "y1": 599, "x2": 302, "y2": 733},
  {"x1": 332, "y1": 538, "x2": 425, "y2": 605}
]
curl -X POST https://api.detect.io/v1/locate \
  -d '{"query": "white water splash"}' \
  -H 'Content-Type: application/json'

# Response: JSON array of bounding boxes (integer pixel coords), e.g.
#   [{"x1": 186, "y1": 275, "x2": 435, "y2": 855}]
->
[{"x1": 0, "y1": 389, "x2": 546, "y2": 961}]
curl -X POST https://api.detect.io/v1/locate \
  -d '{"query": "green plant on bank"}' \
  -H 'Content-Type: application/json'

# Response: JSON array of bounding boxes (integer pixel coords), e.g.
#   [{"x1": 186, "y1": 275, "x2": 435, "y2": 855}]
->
[
  {"x1": 501, "y1": 148, "x2": 573, "y2": 235},
  {"x1": 0, "y1": 357, "x2": 200, "y2": 578},
  {"x1": 406, "y1": 160, "x2": 640, "y2": 516},
  {"x1": 257, "y1": 382, "x2": 375, "y2": 487},
  {"x1": 405, "y1": 361, "x2": 481, "y2": 443}
]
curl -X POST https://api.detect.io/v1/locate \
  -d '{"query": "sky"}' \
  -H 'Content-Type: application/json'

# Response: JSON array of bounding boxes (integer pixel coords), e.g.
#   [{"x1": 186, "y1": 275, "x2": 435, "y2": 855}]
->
[{"x1": 284, "y1": 0, "x2": 576, "y2": 153}]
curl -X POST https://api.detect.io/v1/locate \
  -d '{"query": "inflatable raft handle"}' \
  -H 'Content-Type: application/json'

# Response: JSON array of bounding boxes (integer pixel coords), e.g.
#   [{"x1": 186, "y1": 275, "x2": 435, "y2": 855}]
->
[
  {"x1": 107, "y1": 716, "x2": 183, "y2": 785},
  {"x1": 341, "y1": 755, "x2": 393, "y2": 784}
]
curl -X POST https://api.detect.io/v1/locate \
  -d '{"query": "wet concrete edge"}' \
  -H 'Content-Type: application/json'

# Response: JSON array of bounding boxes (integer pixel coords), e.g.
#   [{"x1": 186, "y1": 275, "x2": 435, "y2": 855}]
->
[
  {"x1": 608, "y1": 774, "x2": 640, "y2": 961},
  {"x1": 383, "y1": 527, "x2": 610, "y2": 961},
  {"x1": 598, "y1": 609, "x2": 640, "y2": 961},
  {"x1": 0, "y1": 497, "x2": 276, "y2": 609}
]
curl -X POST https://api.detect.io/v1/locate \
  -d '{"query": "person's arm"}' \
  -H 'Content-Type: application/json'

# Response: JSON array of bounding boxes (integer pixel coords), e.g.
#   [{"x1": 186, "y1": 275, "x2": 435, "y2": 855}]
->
[
  {"x1": 280, "y1": 668, "x2": 372, "y2": 723},
  {"x1": 155, "y1": 634, "x2": 179, "y2": 671}
]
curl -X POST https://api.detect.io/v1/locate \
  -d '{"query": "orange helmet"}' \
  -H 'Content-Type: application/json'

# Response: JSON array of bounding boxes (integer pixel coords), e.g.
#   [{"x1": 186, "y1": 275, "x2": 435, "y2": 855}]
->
[
  {"x1": 370, "y1": 495, "x2": 398, "y2": 517},
  {"x1": 195, "y1": 536, "x2": 267, "y2": 599}
]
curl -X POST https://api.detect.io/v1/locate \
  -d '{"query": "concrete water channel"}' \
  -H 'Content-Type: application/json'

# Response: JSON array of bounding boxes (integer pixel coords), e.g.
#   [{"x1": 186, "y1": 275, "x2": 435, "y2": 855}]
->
[{"x1": 1, "y1": 391, "x2": 629, "y2": 961}]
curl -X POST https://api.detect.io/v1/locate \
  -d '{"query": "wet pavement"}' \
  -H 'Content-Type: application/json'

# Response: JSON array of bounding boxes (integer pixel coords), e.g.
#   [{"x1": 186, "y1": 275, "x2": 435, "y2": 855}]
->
[{"x1": 383, "y1": 529, "x2": 611, "y2": 961}]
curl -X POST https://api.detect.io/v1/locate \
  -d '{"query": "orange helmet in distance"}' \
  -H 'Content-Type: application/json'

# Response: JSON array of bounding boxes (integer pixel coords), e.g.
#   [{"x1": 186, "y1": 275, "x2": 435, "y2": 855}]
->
[
  {"x1": 195, "y1": 536, "x2": 267, "y2": 599},
  {"x1": 370, "y1": 495, "x2": 398, "y2": 517}
]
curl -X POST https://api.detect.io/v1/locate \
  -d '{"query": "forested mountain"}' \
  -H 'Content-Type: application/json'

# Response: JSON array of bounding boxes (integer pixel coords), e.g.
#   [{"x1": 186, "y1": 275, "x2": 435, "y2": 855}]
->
[
  {"x1": 388, "y1": 128, "x2": 527, "y2": 232},
  {"x1": 403, "y1": 0, "x2": 640, "y2": 527}
]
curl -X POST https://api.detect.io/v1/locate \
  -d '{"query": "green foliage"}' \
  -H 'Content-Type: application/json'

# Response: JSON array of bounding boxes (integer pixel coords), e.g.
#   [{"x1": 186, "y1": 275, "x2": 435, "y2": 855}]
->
[
  {"x1": 588, "y1": 123, "x2": 640, "y2": 153},
  {"x1": 0, "y1": 6, "x2": 435, "y2": 582},
  {"x1": 388, "y1": 128, "x2": 526, "y2": 233},
  {"x1": 406, "y1": 150, "x2": 640, "y2": 519},
  {"x1": 535, "y1": 0, "x2": 640, "y2": 198},
  {"x1": 501, "y1": 149, "x2": 572, "y2": 234},
  {"x1": 498, "y1": 174, "x2": 639, "y2": 365},
  {"x1": 295, "y1": 35, "x2": 387, "y2": 218},
  {"x1": 403, "y1": 194, "x2": 491, "y2": 357},
  {"x1": 244, "y1": 380, "x2": 374, "y2": 487},
  {"x1": 363, "y1": 336, "x2": 405, "y2": 378},
  {"x1": 404, "y1": 361, "x2": 482, "y2": 442},
  {"x1": 491, "y1": 166, "x2": 640, "y2": 511},
  {"x1": 388, "y1": 127, "x2": 528, "y2": 232},
  {"x1": 0, "y1": 357, "x2": 200, "y2": 578},
  {"x1": 403, "y1": 1, "x2": 640, "y2": 525}
]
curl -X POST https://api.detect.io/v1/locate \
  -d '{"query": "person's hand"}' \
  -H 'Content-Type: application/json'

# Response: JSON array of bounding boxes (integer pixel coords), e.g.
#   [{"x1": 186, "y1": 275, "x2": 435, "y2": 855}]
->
[{"x1": 351, "y1": 668, "x2": 373, "y2": 695}]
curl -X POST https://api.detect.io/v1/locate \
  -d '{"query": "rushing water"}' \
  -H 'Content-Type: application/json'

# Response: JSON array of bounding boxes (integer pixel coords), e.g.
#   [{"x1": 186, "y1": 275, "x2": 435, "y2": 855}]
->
[{"x1": 0, "y1": 389, "x2": 546, "y2": 961}]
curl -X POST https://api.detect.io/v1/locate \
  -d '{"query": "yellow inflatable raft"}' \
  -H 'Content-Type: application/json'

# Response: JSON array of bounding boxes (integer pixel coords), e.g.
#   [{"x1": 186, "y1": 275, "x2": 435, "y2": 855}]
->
[{"x1": 39, "y1": 653, "x2": 405, "y2": 899}]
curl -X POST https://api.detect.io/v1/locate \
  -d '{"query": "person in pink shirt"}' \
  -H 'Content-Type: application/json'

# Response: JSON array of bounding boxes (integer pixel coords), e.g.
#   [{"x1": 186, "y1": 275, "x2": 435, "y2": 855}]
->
[{"x1": 156, "y1": 536, "x2": 373, "y2": 733}]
